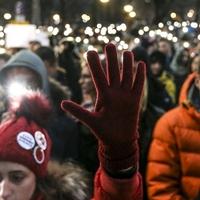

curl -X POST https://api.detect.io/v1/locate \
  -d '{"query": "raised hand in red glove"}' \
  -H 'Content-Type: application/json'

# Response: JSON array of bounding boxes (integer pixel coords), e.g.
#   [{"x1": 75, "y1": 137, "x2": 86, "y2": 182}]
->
[{"x1": 61, "y1": 43, "x2": 146, "y2": 173}]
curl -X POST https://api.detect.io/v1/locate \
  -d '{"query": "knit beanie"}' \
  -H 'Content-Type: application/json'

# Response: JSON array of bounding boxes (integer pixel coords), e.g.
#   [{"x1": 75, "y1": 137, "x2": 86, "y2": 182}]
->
[
  {"x1": 0, "y1": 50, "x2": 49, "y2": 94},
  {"x1": 0, "y1": 91, "x2": 52, "y2": 178}
]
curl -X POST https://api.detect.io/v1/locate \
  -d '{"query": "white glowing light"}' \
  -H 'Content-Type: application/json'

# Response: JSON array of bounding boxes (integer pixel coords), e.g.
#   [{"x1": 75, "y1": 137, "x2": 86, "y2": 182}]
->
[
  {"x1": 4, "y1": 13, "x2": 12, "y2": 20},
  {"x1": 143, "y1": 26, "x2": 149, "y2": 32},
  {"x1": 129, "y1": 11, "x2": 136, "y2": 18},
  {"x1": 47, "y1": 26, "x2": 54, "y2": 32},
  {"x1": 97, "y1": 24, "x2": 102, "y2": 28},
  {"x1": 65, "y1": 24, "x2": 70, "y2": 29},
  {"x1": 160, "y1": 31, "x2": 168, "y2": 38},
  {"x1": 191, "y1": 22, "x2": 198, "y2": 28},
  {"x1": 170, "y1": 12, "x2": 177, "y2": 19},
  {"x1": 83, "y1": 38, "x2": 89, "y2": 44},
  {"x1": 0, "y1": 40, "x2": 5, "y2": 46},
  {"x1": 75, "y1": 37, "x2": 81, "y2": 43},
  {"x1": 88, "y1": 45, "x2": 97, "y2": 51},
  {"x1": 183, "y1": 41, "x2": 190, "y2": 48},
  {"x1": 8, "y1": 82, "x2": 28, "y2": 98},
  {"x1": 115, "y1": 36, "x2": 120, "y2": 42},
  {"x1": 182, "y1": 27, "x2": 188, "y2": 33},
  {"x1": 81, "y1": 14, "x2": 91, "y2": 23},
  {"x1": 66, "y1": 37, "x2": 74, "y2": 42},
  {"x1": 198, "y1": 35, "x2": 200, "y2": 40},
  {"x1": 155, "y1": 29, "x2": 162, "y2": 35},
  {"x1": 0, "y1": 26, "x2": 3, "y2": 32},
  {"x1": 174, "y1": 21, "x2": 181, "y2": 28},
  {"x1": 100, "y1": 0, "x2": 110, "y2": 3},
  {"x1": 118, "y1": 45, "x2": 123, "y2": 50},
  {"x1": 53, "y1": 14, "x2": 60, "y2": 24},
  {"x1": 52, "y1": 27, "x2": 59, "y2": 36},
  {"x1": 187, "y1": 9, "x2": 195, "y2": 18},
  {"x1": 124, "y1": 4, "x2": 133, "y2": 13},
  {"x1": 0, "y1": 48, "x2": 5, "y2": 54},
  {"x1": 120, "y1": 23, "x2": 127, "y2": 31},
  {"x1": 168, "y1": 25, "x2": 174, "y2": 31},
  {"x1": 172, "y1": 37, "x2": 178, "y2": 43},
  {"x1": 0, "y1": 32, "x2": 4, "y2": 38},
  {"x1": 138, "y1": 29, "x2": 144, "y2": 35},
  {"x1": 134, "y1": 38, "x2": 140, "y2": 44},
  {"x1": 100, "y1": 27, "x2": 107, "y2": 35},
  {"x1": 167, "y1": 33, "x2": 173, "y2": 41},
  {"x1": 149, "y1": 30, "x2": 155, "y2": 37},
  {"x1": 158, "y1": 22, "x2": 164, "y2": 28},
  {"x1": 182, "y1": 21, "x2": 187, "y2": 27}
]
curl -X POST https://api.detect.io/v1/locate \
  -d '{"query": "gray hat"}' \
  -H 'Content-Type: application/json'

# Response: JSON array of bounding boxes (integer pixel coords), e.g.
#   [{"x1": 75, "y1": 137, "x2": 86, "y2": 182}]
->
[{"x1": 0, "y1": 50, "x2": 49, "y2": 94}]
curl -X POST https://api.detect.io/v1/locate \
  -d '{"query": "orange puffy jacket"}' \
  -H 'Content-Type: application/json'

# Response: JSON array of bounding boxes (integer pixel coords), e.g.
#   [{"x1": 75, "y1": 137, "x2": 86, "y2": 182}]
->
[{"x1": 147, "y1": 73, "x2": 200, "y2": 200}]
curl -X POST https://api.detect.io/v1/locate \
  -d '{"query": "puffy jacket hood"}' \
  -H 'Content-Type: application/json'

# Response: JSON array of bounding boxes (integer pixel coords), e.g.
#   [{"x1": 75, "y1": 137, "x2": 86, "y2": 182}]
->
[{"x1": 0, "y1": 50, "x2": 49, "y2": 94}]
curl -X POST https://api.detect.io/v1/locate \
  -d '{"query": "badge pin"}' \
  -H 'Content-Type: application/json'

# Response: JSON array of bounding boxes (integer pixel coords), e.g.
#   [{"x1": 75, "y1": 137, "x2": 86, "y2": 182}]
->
[
  {"x1": 34, "y1": 131, "x2": 47, "y2": 150},
  {"x1": 17, "y1": 131, "x2": 35, "y2": 150}
]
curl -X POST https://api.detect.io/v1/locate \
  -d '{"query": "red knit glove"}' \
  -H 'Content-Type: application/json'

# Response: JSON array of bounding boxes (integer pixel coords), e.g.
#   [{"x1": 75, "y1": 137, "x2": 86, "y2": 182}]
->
[{"x1": 61, "y1": 43, "x2": 146, "y2": 172}]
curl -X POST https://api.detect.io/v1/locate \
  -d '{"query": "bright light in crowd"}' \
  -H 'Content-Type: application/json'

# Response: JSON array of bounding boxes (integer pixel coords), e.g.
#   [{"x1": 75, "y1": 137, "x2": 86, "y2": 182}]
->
[
  {"x1": 149, "y1": 30, "x2": 155, "y2": 37},
  {"x1": 81, "y1": 14, "x2": 91, "y2": 23},
  {"x1": 115, "y1": 36, "x2": 120, "y2": 42},
  {"x1": 83, "y1": 38, "x2": 89, "y2": 44},
  {"x1": 75, "y1": 37, "x2": 81, "y2": 43},
  {"x1": 0, "y1": 26, "x2": 3, "y2": 32},
  {"x1": 99, "y1": 0, "x2": 110, "y2": 3},
  {"x1": 0, "y1": 40, "x2": 5, "y2": 46},
  {"x1": 187, "y1": 9, "x2": 195, "y2": 18},
  {"x1": 97, "y1": 23, "x2": 102, "y2": 28},
  {"x1": 191, "y1": 22, "x2": 198, "y2": 28},
  {"x1": 161, "y1": 31, "x2": 168, "y2": 38},
  {"x1": 47, "y1": 26, "x2": 54, "y2": 32},
  {"x1": 167, "y1": 33, "x2": 173, "y2": 41},
  {"x1": 168, "y1": 25, "x2": 174, "y2": 31},
  {"x1": 123, "y1": 4, "x2": 133, "y2": 13},
  {"x1": 198, "y1": 35, "x2": 200, "y2": 40},
  {"x1": 134, "y1": 38, "x2": 140, "y2": 44},
  {"x1": 182, "y1": 21, "x2": 187, "y2": 27},
  {"x1": 172, "y1": 37, "x2": 178, "y2": 43},
  {"x1": 129, "y1": 11, "x2": 136, "y2": 18},
  {"x1": 0, "y1": 48, "x2": 5, "y2": 54},
  {"x1": 0, "y1": 32, "x2": 4, "y2": 38},
  {"x1": 66, "y1": 37, "x2": 74, "y2": 42},
  {"x1": 95, "y1": 28, "x2": 100, "y2": 33},
  {"x1": 183, "y1": 41, "x2": 190, "y2": 48},
  {"x1": 158, "y1": 22, "x2": 164, "y2": 28},
  {"x1": 138, "y1": 29, "x2": 144, "y2": 36},
  {"x1": 182, "y1": 27, "x2": 188, "y2": 33},
  {"x1": 170, "y1": 12, "x2": 177, "y2": 19},
  {"x1": 120, "y1": 23, "x2": 127, "y2": 31},
  {"x1": 174, "y1": 21, "x2": 181, "y2": 28},
  {"x1": 8, "y1": 82, "x2": 28, "y2": 98},
  {"x1": 143, "y1": 26, "x2": 149, "y2": 32},
  {"x1": 4, "y1": 13, "x2": 12, "y2": 20},
  {"x1": 52, "y1": 27, "x2": 59, "y2": 36},
  {"x1": 52, "y1": 14, "x2": 60, "y2": 24}
]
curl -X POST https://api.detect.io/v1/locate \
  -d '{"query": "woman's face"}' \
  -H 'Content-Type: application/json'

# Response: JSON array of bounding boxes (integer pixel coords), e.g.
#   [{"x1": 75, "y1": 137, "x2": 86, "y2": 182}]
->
[{"x1": 0, "y1": 161, "x2": 36, "y2": 200}]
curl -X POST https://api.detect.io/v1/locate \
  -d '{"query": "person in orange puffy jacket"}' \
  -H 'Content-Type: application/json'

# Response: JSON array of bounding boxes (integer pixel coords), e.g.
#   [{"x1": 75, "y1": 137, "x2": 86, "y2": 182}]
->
[
  {"x1": 0, "y1": 43, "x2": 145, "y2": 200},
  {"x1": 147, "y1": 70, "x2": 200, "y2": 199}
]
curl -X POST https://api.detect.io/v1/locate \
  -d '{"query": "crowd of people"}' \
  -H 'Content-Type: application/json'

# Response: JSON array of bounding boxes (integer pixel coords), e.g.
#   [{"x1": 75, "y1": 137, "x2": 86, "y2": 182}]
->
[{"x1": 0, "y1": 31, "x2": 200, "y2": 199}]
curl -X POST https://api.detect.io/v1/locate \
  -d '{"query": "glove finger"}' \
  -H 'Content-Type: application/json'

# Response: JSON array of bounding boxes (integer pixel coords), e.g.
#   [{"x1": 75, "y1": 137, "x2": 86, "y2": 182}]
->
[
  {"x1": 105, "y1": 43, "x2": 120, "y2": 87},
  {"x1": 121, "y1": 51, "x2": 134, "y2": 90},
  {"x1": 61, "y1": 100, "x2": 94, "y2": 128},
  {"x1": 131, "y1": 62, "x2": 146, "y2": 103},
  {"x1": 87, "y1": 51, "x2": 108, "y2": 93}
]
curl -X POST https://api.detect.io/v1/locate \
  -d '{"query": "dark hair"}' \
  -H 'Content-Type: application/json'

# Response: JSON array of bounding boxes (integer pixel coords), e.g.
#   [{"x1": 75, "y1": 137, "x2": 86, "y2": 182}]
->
[
  {"x1": 35, "y1": 47, "x2": 56, "y2": 66},
  {"x1": 37, "y1": 161, "x2": 92, "y2": 200},
  {"x1": 149, "y1": 50, "x2": 166, "y2": 67}
]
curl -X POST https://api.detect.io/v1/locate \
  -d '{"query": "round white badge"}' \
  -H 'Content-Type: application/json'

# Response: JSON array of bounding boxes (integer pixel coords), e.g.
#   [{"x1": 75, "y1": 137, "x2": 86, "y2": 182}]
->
[
  {"x1": 34, "y1": 131, "x2": 47, "y2": 150},
  {"x1": 17, "y1": 132, "x2": 35, "y2": 150}
]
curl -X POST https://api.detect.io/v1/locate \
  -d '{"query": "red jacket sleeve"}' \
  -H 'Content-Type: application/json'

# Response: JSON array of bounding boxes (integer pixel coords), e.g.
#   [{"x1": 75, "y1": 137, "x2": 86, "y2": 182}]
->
[{"x1": 92, "y1": 168, "x2": 143, "y2": 200}]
